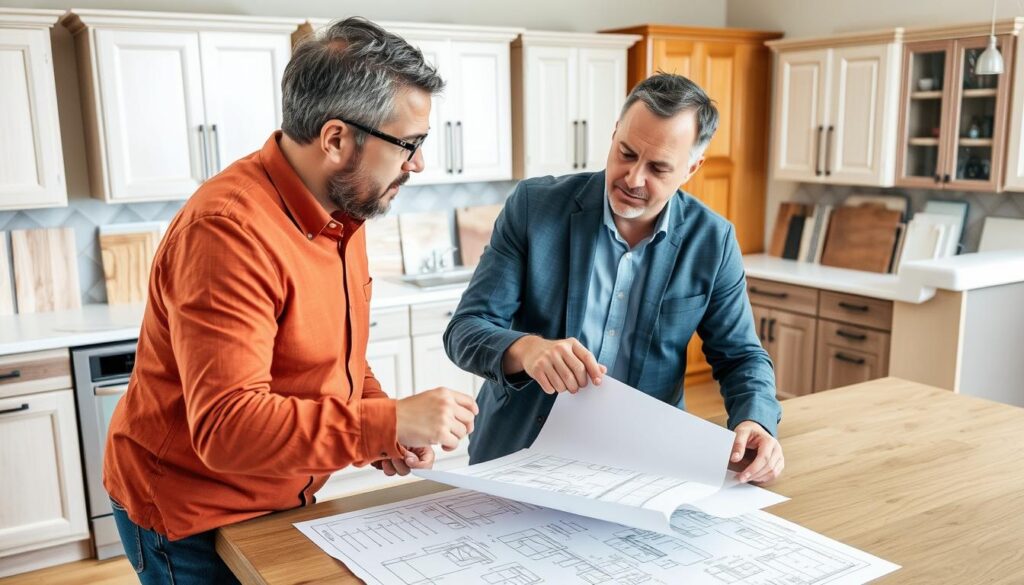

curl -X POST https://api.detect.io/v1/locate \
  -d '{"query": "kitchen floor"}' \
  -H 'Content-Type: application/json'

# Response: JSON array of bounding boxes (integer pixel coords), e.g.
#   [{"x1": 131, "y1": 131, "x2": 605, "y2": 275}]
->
[{"x1": 0, "y1": 381, "x2": 725, "y2": 585}]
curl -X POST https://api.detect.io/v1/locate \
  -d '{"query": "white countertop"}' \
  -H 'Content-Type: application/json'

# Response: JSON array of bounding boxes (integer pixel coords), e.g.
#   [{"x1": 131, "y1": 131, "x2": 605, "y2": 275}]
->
[
  {"x1": 743, "y1": 250, "x2": 1024, "y2": 303},
  {"x1": 0, "y1": 278, "x2": 468, "y2": 357}
]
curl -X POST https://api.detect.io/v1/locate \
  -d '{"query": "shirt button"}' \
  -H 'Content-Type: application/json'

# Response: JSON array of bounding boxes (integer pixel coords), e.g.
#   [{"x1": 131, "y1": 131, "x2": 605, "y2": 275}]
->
[
  {"x1": 617, "y1": 292, "x2": 625, "y2": 300},
  {"x1": 608, "y1": 329, "x2": 617, "y2": 337},
  {"x1": 536, "y1": 416, "x2": 545, "y2": 425},
  {"x1": 306, "y1": 233, "x2": 314, "y2": 240},
  {"x1": 380, "y1": 451, "x2": 388, "y2": 458},
  {"x1": 329, "y1": 222, "x2": 337, "y2": 229},
  {"x1": 624, "y1": 252, "x2": 632, "y2": 260}
]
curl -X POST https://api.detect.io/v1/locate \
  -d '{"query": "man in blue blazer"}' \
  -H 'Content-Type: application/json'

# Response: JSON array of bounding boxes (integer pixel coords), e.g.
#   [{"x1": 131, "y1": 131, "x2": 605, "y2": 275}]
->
[{"x1": 444, "y1": 73, "x2": 784, "y2": 484}]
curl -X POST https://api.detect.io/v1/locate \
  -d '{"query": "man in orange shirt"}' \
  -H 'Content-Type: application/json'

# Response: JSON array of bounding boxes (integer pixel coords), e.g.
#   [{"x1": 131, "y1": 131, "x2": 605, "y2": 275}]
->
[{"x1": 103, "y1": 18, "x2": 477, "y2": 585}]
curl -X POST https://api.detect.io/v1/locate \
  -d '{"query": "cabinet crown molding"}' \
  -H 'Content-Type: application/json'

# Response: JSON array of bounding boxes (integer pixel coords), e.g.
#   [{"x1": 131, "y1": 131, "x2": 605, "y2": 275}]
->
[
  {"x1": 603, "y1": 24, "x2": 782, "y2": 43},
  {"x1": 902, "y1": 17, "x2": 1024, "y2": 42},
  {"x1": 0, "y1": 8, "x2": 63, "y2": 28},
  {"x1": 304, "y1": 18, "x2": 522, "y2": 43},
  {"x1": 514, "y1": 30, "x2": 641, "y2": 49},
  {"x1": 767, "y1": 28, "x2": 904, "y2": 51},
  {"x1": 61, "y1": 9, "x2": 304, "y2": 35}
]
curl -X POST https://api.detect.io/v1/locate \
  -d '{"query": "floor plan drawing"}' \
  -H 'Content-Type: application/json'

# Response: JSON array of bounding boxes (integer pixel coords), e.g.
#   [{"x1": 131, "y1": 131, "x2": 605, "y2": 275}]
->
[{"x1": 295, "y1": 488, "x2": 899, "y2": 585}]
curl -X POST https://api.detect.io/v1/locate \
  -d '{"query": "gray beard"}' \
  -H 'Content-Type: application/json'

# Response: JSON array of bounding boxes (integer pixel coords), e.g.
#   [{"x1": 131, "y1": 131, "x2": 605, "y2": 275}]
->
[{"x1": 326, "y1": 149, "x2": 409, "y2": 221}]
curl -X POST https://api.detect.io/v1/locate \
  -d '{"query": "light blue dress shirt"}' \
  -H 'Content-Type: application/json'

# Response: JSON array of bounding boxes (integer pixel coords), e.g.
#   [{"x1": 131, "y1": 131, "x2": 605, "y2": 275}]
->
[{"x1": 579, "y1": 192, "x2": 672, "y2": 381}]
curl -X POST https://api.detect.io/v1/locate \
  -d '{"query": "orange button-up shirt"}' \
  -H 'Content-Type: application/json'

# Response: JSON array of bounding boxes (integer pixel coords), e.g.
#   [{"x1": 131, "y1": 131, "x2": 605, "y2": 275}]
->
[{"x1": 103, "y1": 132, "x2": 403, "y2": 540}]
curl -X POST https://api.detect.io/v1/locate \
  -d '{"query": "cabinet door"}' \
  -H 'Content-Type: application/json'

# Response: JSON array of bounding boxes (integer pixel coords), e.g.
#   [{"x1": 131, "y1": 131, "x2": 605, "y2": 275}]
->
[
  {"x1": 827, "y1": 43, "x2": 898, "y2": 185},
  {"x1": 365, "y1": 338, "x2": 414, "y2": 399},
  {"x1": 578, "y1": 47, "x2": 627, "y2": 172},
  {"x1": 449, "y1": 41, "x2": 512, "y2": 182},
  {"x1": 523, "y1": 45, "x2": 578, "y2": 177},
  {"x1": 412, "y1": 334, "x2": 475, "y2": 398},
  {"x1": 199, "y1": 32, "x2": 290, "y2": 174},
  {"x1": 95, "y1": 29, "x2": 206, "y2": 201},
  {"x1": 765, "y1": 310, "x2": 816, "y2": 399},
  {"x1": 896, "y1": 41, "x2": 954, "y2": 188},
  {"x1": 772, "y1": 49, "x2": 829, "y2": 181},
  {"x1": 406, "y1": 39, "x2": 454, "y2": 185},
  {"x1": 0, "y1": 390, "x2": 88, "y2": 555},
  {"x1": 814, "y1": 339, "x2": 886, "y2": 392},
  {"x1": 0, "y1": 28, "x2": 66, "y2": 210},
  {"x1": 1006, "y1": 32, "x2": 1024, "y2": 191}
]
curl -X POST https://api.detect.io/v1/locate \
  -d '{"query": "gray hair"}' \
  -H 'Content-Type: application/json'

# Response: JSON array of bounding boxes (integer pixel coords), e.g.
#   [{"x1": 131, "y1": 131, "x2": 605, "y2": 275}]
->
[
  {"x1": 282, "y1": 17, "x2": 445, "y2": 145},
  {"x1": 620, "y1": 73, "x2": 719, "y2": 163}
]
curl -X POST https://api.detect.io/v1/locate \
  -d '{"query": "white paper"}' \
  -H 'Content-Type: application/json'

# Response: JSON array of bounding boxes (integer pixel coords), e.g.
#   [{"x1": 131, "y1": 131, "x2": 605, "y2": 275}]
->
[
  {"x1": 294, "y1": 488, "x2": 900, "y2": 585},
  {"x1": 416, "y1": 376, "x2": 787, "y2": 534}
]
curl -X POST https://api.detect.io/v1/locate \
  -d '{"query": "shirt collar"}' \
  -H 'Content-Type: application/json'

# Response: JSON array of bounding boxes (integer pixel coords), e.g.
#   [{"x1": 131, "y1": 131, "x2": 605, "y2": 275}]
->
[
  {"x1": 259, "y1": 131, "x2": 362, "y2": 242},
  {"x1": 601, "y1": 184, "x2": 672, "y2": 248}
]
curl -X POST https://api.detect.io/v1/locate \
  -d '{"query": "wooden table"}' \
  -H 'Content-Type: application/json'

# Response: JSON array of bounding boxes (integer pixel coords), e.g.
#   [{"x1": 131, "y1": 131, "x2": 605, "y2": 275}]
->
[{"x1": 216, "y1": 377, "x2": 1024, "y2": 584}]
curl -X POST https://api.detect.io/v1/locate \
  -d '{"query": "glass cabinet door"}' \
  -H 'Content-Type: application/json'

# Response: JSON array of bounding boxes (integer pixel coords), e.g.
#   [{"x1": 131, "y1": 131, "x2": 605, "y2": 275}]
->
[
  {"x1": 898, "y1": 41, "x2": 952, "y2": 186},
  {"x1": 946, "y1": 35, "x2": 1013, "y2": 191}
]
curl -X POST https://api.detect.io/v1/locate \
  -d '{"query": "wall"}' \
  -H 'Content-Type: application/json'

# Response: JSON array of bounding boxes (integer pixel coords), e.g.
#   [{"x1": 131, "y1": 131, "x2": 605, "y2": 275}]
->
[
  {"x1": 727, "y1": 0, "x2": 1024, "y2": 253},
  {"x1": 0, "y1": 0, "x2": 726, "y2": 307}
]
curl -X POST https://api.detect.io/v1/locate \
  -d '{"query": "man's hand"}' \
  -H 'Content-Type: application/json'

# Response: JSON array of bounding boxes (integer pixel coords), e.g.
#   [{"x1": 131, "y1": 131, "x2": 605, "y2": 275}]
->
[
  {"x1": 379, "y1": 446, "x2": 435, "y2": 476},
  {"x1": 395, "y1": 388, "x2": 478, "y2": 452},
  {"x1": 730, "y1": 420, "x2": 784, "y2": 485},
  {"x1": 503, "y1": 336, "x2": 606, "y2": 394}
]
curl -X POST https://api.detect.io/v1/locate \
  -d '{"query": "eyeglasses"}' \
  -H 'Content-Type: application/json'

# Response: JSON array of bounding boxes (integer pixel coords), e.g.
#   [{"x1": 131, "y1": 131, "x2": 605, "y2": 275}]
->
[{"x1": 339, "y1": 118, "x2": 427, "y2": 162}]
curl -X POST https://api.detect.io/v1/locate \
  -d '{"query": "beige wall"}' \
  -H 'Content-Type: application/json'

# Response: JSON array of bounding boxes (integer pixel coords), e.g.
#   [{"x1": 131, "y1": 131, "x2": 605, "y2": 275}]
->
[
  {"x1": 3, "y1": 0, "x2": 726, "y2": 32},
  {"x1": 726, "y1": 0, "x2": 1017, "y2": 37}
]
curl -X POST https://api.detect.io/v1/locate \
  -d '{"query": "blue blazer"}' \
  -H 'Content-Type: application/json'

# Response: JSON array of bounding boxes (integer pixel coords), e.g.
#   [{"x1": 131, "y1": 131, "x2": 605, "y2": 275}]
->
[{"x1": 444, "y1": 171, "x2": 781, "y2": 464}]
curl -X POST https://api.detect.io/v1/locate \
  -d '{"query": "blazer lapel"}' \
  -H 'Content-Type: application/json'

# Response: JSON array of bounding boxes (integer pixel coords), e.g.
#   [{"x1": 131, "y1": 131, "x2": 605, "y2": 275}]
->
[
  {"x1": 627, "y1": 192, "x2": 688, "y2": 386},
  {"x1": 565, "y1": 173, "x2": 606, "y2": 339}
]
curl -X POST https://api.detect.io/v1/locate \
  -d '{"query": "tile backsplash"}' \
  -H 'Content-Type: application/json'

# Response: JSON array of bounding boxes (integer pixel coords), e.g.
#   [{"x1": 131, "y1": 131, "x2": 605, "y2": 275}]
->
[
  {"x1": 0, "y1": 180, "x2": 515, "y2": 307},
  {"x1": 788, "y1": 185, "x2": 1024, "y2": 254}
]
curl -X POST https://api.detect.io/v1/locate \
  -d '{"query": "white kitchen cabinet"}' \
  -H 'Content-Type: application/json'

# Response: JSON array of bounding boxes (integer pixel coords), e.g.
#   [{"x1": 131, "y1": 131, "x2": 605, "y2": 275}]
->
[
  {"x1": 62, "y1": 10, "x2": 302, "y2": 203},
  {"x1": 0, "y1": 389, "x2": 88, "y2": 558},
  {"x1": 1006, "y1": 25, "x2": 1024, "y2": 192},
  {"x1": 0, "y1": 10, "x2": 66, "y2": 211},
  {"x1": 513, "y1": 31, "x2": 639, "y2": 179},
  {"x1": 768, "y1": 32, "x2": 902, "y2": 186}
]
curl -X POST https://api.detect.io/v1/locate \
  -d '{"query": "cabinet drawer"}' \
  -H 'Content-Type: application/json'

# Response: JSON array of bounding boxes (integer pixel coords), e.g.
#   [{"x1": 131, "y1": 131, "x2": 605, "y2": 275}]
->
[
  {"x1": 746, "y1": 278, "x2": 818, "y2": 316},
  {"x1": 818, "y1": 291, "x2": 893, "y2": 331},
  {"x1": 814, "y1": 321, "x2": 890, "y2": 392},
  {"x1": 368, "y1": 307, "x2": 410, "y2": 342},
  {"x1": 0, "y1": 349, "x2": 72, "y2": 400},
  {"x1": 411, "y1": 300, "x2": 459, "y2": 336},
  {"x1": 817, "y1": 320, "x2": 890, "y2": 358}
]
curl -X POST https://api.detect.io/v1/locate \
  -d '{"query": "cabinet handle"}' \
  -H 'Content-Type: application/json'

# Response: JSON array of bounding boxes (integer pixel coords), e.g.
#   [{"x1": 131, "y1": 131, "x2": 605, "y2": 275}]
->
[
  {"x1": 750, "y1": 287, "x2": 788, "y2": 299},
  {"x1": 934, "y1": 174, "x2": 942, "y2": 183},
  {"x1": 198, "y1": 124, "x2": 210, "y2": 180},
  {"x1": 824, "y1": 125, "x2": 834, "y2": 176},
  {"x1": 834, "y1": 352, "x2": 866, "y2": 365},
  {"x1": 835, "y1": 329, "x2": 867, "y2": 342},
  {"x1": 445, "y1": 122, "x2": 453, "y2": 174},
  {"x1": 815, "y1": 125, "x2": 824, "y2": 176},
  {"x1": 369, "y1": 321, "x2": 379, "y2": 328},
  {"x1": 837, "y1": 301, "x2": 869, "y2": 312},
  {"x1": 581, "y1": 120, "x2": 588, "y2": 169},
  {"x1": 943, "y1": 174, "x2": 951, "y2": 183},
  {"x1": 768, "y1": 318, "x2": 776, "y2": 342},
  {"x1": 0, "y1": 403, "x2": 29, "y2": 416},
  {"x1": 456, "y1": 121, "x2": 464, "y2": 174},
  {"x1": 0, "y1": 369, "x2": 21, "y2": 381},
  {"x1": 573, "y1": 121, "x2": 580, "y2": 169},
  {"x1": 445, "y1": 310, "x2": 454, "y2": 317},
  {"x1": 211, "y1": 124, "x2": 222, "y2": 173},
  {"x1": 758, "y1": 317, "x2": 767, "y2": 341}
]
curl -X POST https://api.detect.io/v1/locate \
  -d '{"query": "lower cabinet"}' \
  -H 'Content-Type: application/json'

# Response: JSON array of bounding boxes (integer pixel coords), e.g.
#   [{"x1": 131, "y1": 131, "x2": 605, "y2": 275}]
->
[
  {"x1": 0, "y1": 351, "x2": 88, "y2": 561},
  {"x1": 748, "y1": 278, "x2": 892, "y2": 400}
]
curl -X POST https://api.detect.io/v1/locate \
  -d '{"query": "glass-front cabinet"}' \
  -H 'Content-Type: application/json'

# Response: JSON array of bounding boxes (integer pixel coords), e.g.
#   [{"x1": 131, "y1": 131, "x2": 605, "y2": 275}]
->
[{"x1": 897, "y1": 35, "x2": 1014, "y2": 192}]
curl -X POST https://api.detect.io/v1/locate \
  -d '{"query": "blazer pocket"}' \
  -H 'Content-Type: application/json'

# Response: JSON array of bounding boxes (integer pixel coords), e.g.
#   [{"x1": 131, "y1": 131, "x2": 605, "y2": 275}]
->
[
  {"x1": 362, "y1": 277, "x2": 373, "y2": 302},
  {"x1": 661, "y1": 293, "x2": 707, "y2": 314}
]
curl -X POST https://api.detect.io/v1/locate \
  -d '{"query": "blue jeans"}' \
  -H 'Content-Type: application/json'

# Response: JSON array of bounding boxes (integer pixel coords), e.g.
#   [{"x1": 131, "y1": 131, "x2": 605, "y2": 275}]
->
[{"x1": 110, "y1": 499, "x2": 240, "y2": 585}]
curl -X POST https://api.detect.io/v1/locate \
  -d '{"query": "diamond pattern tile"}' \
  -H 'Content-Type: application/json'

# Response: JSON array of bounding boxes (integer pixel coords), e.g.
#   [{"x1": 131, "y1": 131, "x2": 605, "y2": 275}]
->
[{"x1": 0, "y1": 180, "x2": 515, "y2": 308}]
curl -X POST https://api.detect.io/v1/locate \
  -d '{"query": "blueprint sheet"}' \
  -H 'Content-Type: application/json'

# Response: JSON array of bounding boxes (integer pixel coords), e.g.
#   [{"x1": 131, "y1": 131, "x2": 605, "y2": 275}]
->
[{"x1": 294, "y1": 488, "x2": 899, "y2": 585}]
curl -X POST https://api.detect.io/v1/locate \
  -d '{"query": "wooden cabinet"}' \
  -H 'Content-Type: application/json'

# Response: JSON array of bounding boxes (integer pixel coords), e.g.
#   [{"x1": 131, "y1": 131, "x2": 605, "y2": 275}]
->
[
  {"x1": 300, "y1": 21, "x2": 519, "y2": 185},
  {"x1": 512, "y1": 31, "x2": 638, "y2": 179},
  {"x1": 768, "y1": 32, "x2": 903, "y2": 187},
  {"x1": 896, "y1": 22, "x2": 1020, "y2": 192},
  {"x1": 0, "y1": 10, "x2": 66, "y2": 211},
  {"x1": 747, "y1": 278, "x2": 893, "y2": 398},
  {"x1": 1007, "y1": 19, "x2": 1024, "y2": 191},
  {"x1": 0, "y1": 350, "x2": 88, "y2": 559},
  {"x1": 62, "y1": 10, "x2": 301, "y2": 203}
]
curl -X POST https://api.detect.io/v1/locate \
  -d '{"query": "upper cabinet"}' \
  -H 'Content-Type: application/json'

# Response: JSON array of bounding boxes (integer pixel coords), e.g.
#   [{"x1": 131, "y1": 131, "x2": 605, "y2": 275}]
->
[
  {"x1": 896, "y1": 21, "x2": 1020, "y2": 192},
  {"x1": 62, "y1": 10, "x2": 301, "y2": 203},
  {"x1": 512, "y1": 31, "x2": 639, "y2": 179},
  {"x1": 301, "y1": 20, "x2": 520, "y2": 185},
  {"x1": 0, "y1": 9, "x2": 67, "y2": 211},
  {"x1": 1008, "y1": 19, "x2": 1024, "y2": 192},
  {"x1": 768, "y1": 30, "x2": 903, "y2": 187}
]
